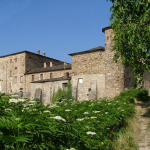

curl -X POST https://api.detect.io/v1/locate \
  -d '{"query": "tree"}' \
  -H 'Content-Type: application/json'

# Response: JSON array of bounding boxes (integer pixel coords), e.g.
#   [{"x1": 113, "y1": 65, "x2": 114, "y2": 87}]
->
[{"x1": 107, "y1": 0, "x2": 150, "y2": 85}]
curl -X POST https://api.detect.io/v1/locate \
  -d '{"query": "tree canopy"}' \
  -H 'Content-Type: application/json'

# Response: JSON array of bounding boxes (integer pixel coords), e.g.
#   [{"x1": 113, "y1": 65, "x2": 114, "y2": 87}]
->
[{"x1": 107, "y1": 0, "x2": 150, "y2": 82}]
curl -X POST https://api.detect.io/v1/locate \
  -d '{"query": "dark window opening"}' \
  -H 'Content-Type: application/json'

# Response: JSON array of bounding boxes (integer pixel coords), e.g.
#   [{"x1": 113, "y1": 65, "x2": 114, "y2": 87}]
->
[
  {"x1": 32, "y1": 75, "x2": 34, "y2": 82},
  {"x1": 62, "y1": 83, "x2": 68, "y2": 89},
  {"x1": 50, "y1": 73, "x2": 53, "y2": 79},
  {"x1": 15, "y1": 67, "x2": 17, "y2": 70},
  {"x1": 15, "y1": 58, "x2": 17, "y2": 62},
  {"x1": 10, "y1": 59, "x2": 12, "y2": 63},
  {"x1": 10, "y1": 71, "x2": 12, "y2": 77}
]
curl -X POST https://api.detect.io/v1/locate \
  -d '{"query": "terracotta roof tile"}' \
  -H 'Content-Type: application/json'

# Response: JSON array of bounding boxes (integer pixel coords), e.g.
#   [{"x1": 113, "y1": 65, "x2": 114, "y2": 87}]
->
[
  {"x1": 25, "y1": 64, "x2": 71, "y2": 74},
  {"x1": 68, "y1": 46, "x2": 105, "y2": 56}
]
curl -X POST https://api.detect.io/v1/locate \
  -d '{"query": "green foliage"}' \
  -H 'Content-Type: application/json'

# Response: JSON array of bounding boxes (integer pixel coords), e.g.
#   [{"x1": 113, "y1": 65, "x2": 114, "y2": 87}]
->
[
  {"x1": 0, "y1": 88, "x2": 147, "y2": 149},
  {"x1": 135, "y1": 88, "x2": 150, "y2": 102},
  {"x1": 51, "y1": 80, "x2": 74, "y2": 104},
  {"x1": 107, "y1": 0, "x2": 150, "y2": 82}
]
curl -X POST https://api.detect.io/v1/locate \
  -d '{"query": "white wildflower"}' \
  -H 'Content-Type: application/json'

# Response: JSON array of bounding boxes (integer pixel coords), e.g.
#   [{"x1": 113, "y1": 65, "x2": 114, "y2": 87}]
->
[
  {"x1": 50, "y1": 116, "x2": 66, "y2": 122},
  {"x1": 105, "y1": 112, "x2": 108, "y2": 114},
  {"x1": 15, "y1": 118, "x2": 20, "y2": 121},
  {"x1": 91, "y1": 116, "x2": 97, "y2": 119},
  {"x1": 89, "y1": 103, "x2": 94, "y2": 106},
  {"x1": 83, "y1": 112, "x2": 89, "y2": 114},
  {"x1": 108, "y1": 103, "x2": 111, "y2": 105},
  {"x1": 9, "y1": 99, "x2": 18, "y2": 103},
  {"x1": 5, "y1": 108, "x2": 12, "y2": 111},
  {"x1": 29, "y1": 101, "x2": 36, "y2": 103},
  {"x1": 107, "y1": 128, "x2": 110, "y2": 129},
  {"x1": 76, "y1": 118, "x2": 84, "y2": 121},
  {"x1": 65, "y1": 110, "x2": 71, "y2": 112},
  {"x1": 86, "y1": 131, "x2": 96, "y2": 135},
  {"x1": 93, "y1": 111, "x2": 100, "y2": 113},
  {"x1": 43, "y1": 110, "x2": 50, "y2": 113},
  {"x1": 122, "y1": 110, "x2": 124, "y2": 111},
  {"x1": 66, "y1": 148, "x2": 76, "y2": 150}
]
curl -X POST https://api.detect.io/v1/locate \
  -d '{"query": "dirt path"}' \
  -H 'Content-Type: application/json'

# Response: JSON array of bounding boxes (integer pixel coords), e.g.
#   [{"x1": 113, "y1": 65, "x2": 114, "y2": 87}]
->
[{"x1": 138, "y1": 102, "x2": 150, "y2": 150}]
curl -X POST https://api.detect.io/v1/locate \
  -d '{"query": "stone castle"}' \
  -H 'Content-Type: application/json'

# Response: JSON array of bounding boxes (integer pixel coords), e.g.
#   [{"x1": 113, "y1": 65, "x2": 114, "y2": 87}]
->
[{"x1": 0, "y1": 26, "x2": 150, "y2": 104}]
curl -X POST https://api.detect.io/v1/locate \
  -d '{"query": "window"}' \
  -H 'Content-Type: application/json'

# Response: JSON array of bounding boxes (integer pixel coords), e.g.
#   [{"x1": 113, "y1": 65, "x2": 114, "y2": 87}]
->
[
  {"x1": 15, "y1": 67, "x2": 17, "y2": 70},
  {"x1": 10, "y1": 71, "x2": 12, "y2": 77},
  {"x1": 9, "y1": 83, "x2": 11, "y2": 88},
  {"x1": 78, "y1": 78, "x2": 83, "y2": 83},
  {"x1": 10, "y1": 59, "x2": 12, "y2": 63},
  {"x1": 20, "y1": 76, "x2": 23, "y2": 83},
  {"x1": 29, "y1": 57, "x2": 32, "y2": 59},
  {"x1": 14, "y1": 76, "x2": 17, "y2": 83},
  {"x1": 32, "y1": 75, "x2": 34, "y2": 82},
  {"x1": 15, "y1": 58, "x2": 17, "y2": 62},
  {"x1": 50, "y1": 73, "x2": 53, "y2": 79},
  {"x1": 40, "y1": 74, "x2": 43, "y2": 80},
  {"x1": 62, "y1": 83, "x2": 68, "y2": 89}
]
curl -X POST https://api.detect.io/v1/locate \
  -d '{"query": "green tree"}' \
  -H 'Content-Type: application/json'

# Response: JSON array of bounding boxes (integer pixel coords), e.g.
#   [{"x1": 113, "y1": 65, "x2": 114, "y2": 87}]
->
[{"x1": 107, "y1": 0, "x2": 150, "y2": 85}]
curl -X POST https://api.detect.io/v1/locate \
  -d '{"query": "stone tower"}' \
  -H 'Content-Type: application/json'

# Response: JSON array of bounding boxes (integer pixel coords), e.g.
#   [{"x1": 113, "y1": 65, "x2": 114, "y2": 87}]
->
[{"x1": 102, "y1": 26, "x2": 125, "y2": 98}]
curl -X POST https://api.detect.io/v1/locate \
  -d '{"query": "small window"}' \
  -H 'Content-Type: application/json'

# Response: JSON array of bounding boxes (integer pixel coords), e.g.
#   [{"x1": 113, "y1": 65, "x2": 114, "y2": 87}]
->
[
  {"x1": 15, "y1": 67, "x2": 17, "y2": 70},
  {"x1": 14, "y1": 76, "x2": 17, "y2": 83},
  {"x1": 15, "y1": 58, "x2": 17, "y2": 62},
  {"x1": 62, "y1": 83, "x2": 68, "y2": 89},
  {"x1": 10, "y1": 71, "x2": 12, "y2": 77},
  {"x1": 78, "y1": 78, "x2": 83, "y2": 83},
  {"x1": 29, "y1": 57, "x2": 32, "y2": 59},
  {"x1": 9, "y1": 83, "x2": 11, "y2": 88},
  {"x1": 40, "y1": 74, "x2": 43, "y2": 80},
  {"x1": 10, "y1": 59, "x2": 12, "y2": 63},
  {"x1": 32, "y1": 75, "x2": 34, "y2": 82},
  {"x1": 20, "y1": 76, "x2": 23, "y2": 83},
  {"x1": 50, "y1": 73, "x2": 53, "y2": 79}
]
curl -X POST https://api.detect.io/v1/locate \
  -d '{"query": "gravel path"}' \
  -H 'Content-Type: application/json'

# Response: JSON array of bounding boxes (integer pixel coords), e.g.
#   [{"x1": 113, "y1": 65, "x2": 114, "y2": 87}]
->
[{"x1": 138, "y1": 102, "x2": 150, "y2": 150}]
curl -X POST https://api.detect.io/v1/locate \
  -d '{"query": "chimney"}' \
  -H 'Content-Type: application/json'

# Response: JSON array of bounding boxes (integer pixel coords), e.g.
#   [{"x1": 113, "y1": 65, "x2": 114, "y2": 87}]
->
[
  {"x1": 50, "y1": 62, "x2": 53, "y2": 67},
  {"x1": 37, "y1": 50, "x2": 40, "y2": 55},
  {"x1": 43, "y1": 53, "x2": 45, "y2": 56}
]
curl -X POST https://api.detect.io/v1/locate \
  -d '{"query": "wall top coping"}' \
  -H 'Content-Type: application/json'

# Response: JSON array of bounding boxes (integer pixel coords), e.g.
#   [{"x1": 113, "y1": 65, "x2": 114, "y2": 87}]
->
[
  {"x1": 68, "y1": 46, "x2": 105, "y2": 56},
  {"x1": 25, "y1": 64, "x2": 71, "y2": 75}
]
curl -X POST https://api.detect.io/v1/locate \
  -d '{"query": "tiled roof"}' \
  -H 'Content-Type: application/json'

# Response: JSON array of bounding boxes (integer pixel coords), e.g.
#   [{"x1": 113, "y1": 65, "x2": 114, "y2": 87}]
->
[
  {"x1": 0, "y1": 50, "x2": 64, "y2": 63},
  {"x1": 31, "y1": 77, "x2": 71, "y2": 83},
  {"x1": 25, "y1": 64, "x2": 71, "y2": 74},
  {"x1": 102, "y1": 26, "x2": 112, "y2": 33},
  {"x1": 68, "y1": 46, "x2": 105, "y2": 56}
]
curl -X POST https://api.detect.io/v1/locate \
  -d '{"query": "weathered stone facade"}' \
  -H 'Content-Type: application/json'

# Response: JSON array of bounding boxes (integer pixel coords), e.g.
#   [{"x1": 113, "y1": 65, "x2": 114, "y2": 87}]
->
[
  {"x1": 0, "y1": 26, "x2": 150, "y2": 104},
  {"x1": 0, "y1": 51, "x2": 64, "y2": 95}
]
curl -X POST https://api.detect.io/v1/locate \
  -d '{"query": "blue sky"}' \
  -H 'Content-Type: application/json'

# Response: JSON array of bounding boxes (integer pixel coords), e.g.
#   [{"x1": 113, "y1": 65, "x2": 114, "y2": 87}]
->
[{"x1": 0, "y1": 0, "x2": 112, "y2": 63}]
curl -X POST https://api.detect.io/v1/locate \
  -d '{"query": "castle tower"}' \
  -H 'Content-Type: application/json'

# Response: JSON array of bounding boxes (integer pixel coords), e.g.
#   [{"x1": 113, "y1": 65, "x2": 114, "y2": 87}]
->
[{"x1": 102, "y1": 26, "x2": 125, "y2": 98}]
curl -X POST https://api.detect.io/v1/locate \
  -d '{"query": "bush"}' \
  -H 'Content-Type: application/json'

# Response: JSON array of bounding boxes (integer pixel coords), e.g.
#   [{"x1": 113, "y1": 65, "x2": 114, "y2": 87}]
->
[{"x1": 135, "y1": 88, "x2": 149, "y2": 102}]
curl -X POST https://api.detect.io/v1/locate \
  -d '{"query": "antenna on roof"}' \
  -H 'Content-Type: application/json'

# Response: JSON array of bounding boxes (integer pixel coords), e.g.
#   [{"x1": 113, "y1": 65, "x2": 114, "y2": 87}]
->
[{"x1": 64, "y1": 47, "x2": 65, "y2": 76}]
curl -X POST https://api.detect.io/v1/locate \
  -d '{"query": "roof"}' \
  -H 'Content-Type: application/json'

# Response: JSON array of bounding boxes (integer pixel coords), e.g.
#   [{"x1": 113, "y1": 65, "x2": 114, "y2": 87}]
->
[
  {"x1": 0, "y1": 50, "x2": 64, "y2": 63},
  {"x1": 25, "y1": 64, "x2": 71, "y2": 74},
  {"x1": 68, "y1": 46, "x2": 105, "y2": 56},
  {"x1": 102, "y1": 26, "x2": 112, "y2": 33},
  {"x1": 31, "y1": 77, "x2": 71, "y2": 83}
]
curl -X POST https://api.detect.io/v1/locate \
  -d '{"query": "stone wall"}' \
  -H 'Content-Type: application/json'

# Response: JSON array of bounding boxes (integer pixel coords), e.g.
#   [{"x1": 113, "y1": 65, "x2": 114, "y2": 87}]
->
[
  {"x1": 72, "y1": 74, "x2": 105, "y2": 101},
  {"x1": 143, "y1": 70, "x2": 150, "y2": 91},
  {"x1": 30, "y1": 79, "x2": 69, "y2": 105},
  {"x1": 25, "y1": 52, "x2": 64, "y2": 73},
  {"x1": 72, "y1": 51, "x2": 105, "y2": 75},
  {"x1": 0, "y1": 53, "x2": 26, "y2": 94},
  {"x1": 104, "y1": 28, "x2": 125, "y2": 98},
  {"x1": 25, "y1": 69, "x2": 72, "y2": 92}
]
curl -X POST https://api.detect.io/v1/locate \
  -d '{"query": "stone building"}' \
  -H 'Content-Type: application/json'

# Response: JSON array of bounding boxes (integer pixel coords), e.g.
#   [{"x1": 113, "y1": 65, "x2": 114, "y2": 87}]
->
[
  {"x1": 0, "y1": 26, "x2": 150, "y2": 104},
  {"x1": 0, "y1": 50, "x2": 66, "y2": 98}
]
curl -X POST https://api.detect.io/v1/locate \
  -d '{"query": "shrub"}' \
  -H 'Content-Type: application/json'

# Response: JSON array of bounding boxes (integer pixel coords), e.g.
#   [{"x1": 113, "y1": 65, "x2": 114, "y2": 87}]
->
[{"x1": 135, "y1": 88, "x2": 149, "y2": 102}]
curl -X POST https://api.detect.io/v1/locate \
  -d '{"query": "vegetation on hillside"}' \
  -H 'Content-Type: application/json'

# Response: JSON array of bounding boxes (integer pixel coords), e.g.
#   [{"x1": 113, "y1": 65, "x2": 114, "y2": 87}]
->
[{"x1": 0, "y1": 88, "x2": 149, "y2": 149}]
